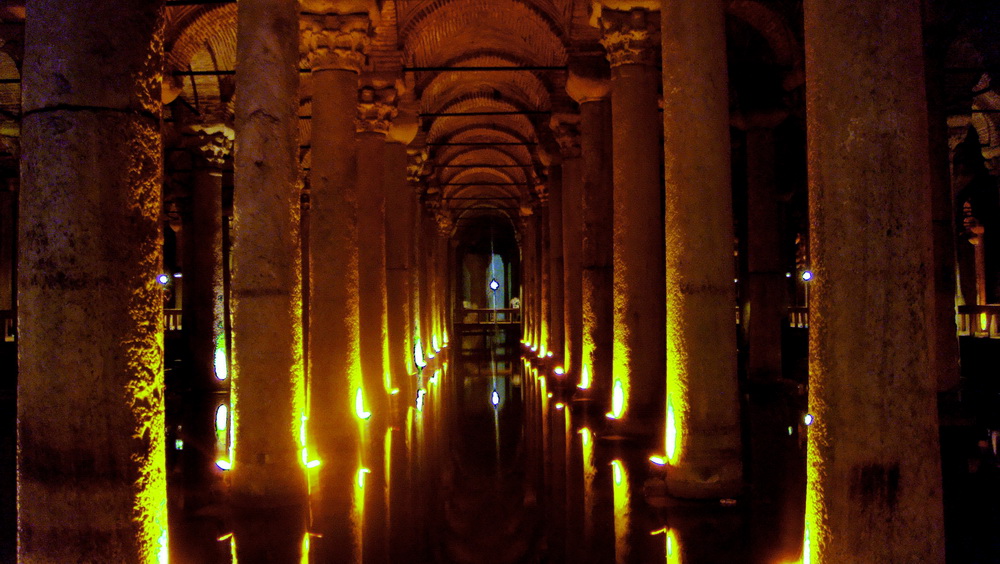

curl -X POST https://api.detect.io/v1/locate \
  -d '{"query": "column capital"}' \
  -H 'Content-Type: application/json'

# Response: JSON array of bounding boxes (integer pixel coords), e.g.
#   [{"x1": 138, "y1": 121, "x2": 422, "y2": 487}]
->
[
  {"x1": 300, "y1": 13, "x2": 371, "y2": 73},
  {"x1": 595, "y1": 7, "x2": 659, "y2": 68},
  {"x1": 183, "y1": 122, "x2": 234, "y2": 169},
  {"x1": 550, "y1": 113, "x2": 582, "y2": 159},
  {"x1": 406, "y1": 147, "x2": 429, "y2": 183},
  {"x1": 356, "y1": 85, "x2": 398, "y2": 135},
  {"x1": 566, "y1": 55, "x2": 611, "y2": 103}
]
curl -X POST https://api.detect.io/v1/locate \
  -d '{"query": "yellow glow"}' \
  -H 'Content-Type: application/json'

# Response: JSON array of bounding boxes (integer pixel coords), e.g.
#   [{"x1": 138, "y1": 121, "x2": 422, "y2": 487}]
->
[
  {"x1": 217, "y1": 533, "x2": 233, "y2": 541},
  {"x1": 390, "y1": 387, "x2": 400, "y2": 395},
  {"x1": 608, "y1": 378, "x2": 626, "y2": 419},
  {"x1": 301, "y1": 532, "x2": 310, "y2": 564},
  {"x1": 216, "y1": 404, "x2": 228, "y2": 432},
  {"x1": 413, "y1": 341, "x2": 427, "y2": 369},
  {"x1": 555, "y1": 366, "x2": 565, "y2": 375},
  {"x1": 611, "y1": 458, "x2": 631, "y2": 563},
  {"x1": 214, "y1": 342, "x2": 228, "y2": 381},
  {"x1": 432, "y1": 334, "x2": 440, "y2": 352},
  {"x1": 649, "y1": 455, "x2": 666, "y2": 466},
  {"x1": 982, "y1": 312, "x2": 989, "y2": 330},
  {"x1": 555, "y1": 402, "x2": 564, "y2": 410},
  {"x1": 578, "y1": 364, "x2": 591, "y2": 390},
  {"x1": 416, "y1": 389, "x2": 426, "y2": 412},
  {"x1": 580, "y1": 427, "x2": 591, "y2": 447},
  {"x1": 666, "y1": 395, "x2": 679, "y2": 463},
  {"x1": 216, "y1": 459, "x2": 232, "y2": 470},
  {"x1": 430, "y1": 369, "x2": 440, "y2": 385},
  {"x1": 652, "y1": 528, "x2": 682, "y2": 564},
  {"x1": 357, "y1": 467, "x2": 371, "y2": 489},
  {"x1": 581, "y1": 426, "x2": 596, "y2": 550},
  {"x1": 355, "y1": 387, "x2": 372, "y2": 420}
]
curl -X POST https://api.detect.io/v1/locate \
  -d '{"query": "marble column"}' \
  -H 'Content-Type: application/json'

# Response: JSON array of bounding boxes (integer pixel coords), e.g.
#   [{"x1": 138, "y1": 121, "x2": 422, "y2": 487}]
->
[
  {"x1": 597, "y1": 6, "x2": 665, "y2": 429},
  {"x1": 300, "y1": 12, "x2": 368, "y2": 562},
  {"x1": 660, "y1": 0, "x2": 742, "y2": 497},
  {"x1": 552, "y1": 115, "x2": 583, "y2": 382},
  {"x1": 356, "y1": 82, "x2": 397, "y2": 564},
  {"x1": 805, "y1": 0, "x2": 945, "y2": 560},
  {"x1": 230, "y1": 0, "x2": 307, "y2": 558},
  {"x1": 567, "y1": 63, "x2": 613, "y2": 407},
  {"x1": 18, "y1": 1, "x2": 167, "y2": 559}
]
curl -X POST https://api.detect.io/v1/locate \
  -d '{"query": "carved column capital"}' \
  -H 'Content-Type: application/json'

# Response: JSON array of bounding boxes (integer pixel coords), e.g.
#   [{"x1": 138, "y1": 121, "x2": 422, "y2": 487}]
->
[
  {"x1": 356, "y1": 85, "x2": 398, "y2": 135},
  {"x1": 597, "y1": 7, "x2": 659, "y2": 68},
  {"x1": 550, "y1": 113, "x2": 582, "y2": 159},
  {"x1": 300, "y1": 13, "x2": 371, "y2": 73},
  {"x1": 183, "y1": 122, "x2": 234, "y2": 169}
]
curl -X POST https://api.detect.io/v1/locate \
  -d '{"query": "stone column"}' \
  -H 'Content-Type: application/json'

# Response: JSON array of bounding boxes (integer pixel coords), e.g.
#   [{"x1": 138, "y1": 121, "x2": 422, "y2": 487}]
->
[
  {"x1": 179, "y1": 124, "x2": 232, "y2": 514},
  {"x1": 552, "y1": 114, "x2": 583, "y2": 382},
  {"x1": 568, "y1": 63, "x2": 613, "y2": 406},
  {"x1": 19, "y1": 1, "x2": 167, "y2": 559},
  {"x1": 538, "y1": 195, "x2": 552, "y2": 357},
  {"x1": 356, "y1": 82, "x2": 397, "y2": 564},
  {"x1": 184, "y1": 125, "x2": 232, "y2": 390},
  {"x1": 230, "y1": 0, "x2": 307, "y2": 558},
  {"x1": 547, "y1": 166, "x2": 566, "y2": 366},
  {"x1": 597, "y1": 6, "x2": 665, "y2": 428},
  {"x1": 385, "y1": 108, "x2": 417, "y2": 562},
  {"x1": 300, "y1": 12, "x2": 368, "y2": 562},
  {"x1": 743, "y1": 123, "x2": 785, "y2": 384},
  {"x1": 804, "y1": 1, "x2": 945, "y2": 561},
  {"x1": 660, "y1": 0, "x2": 742, "y2": 497},
  {"x1": 0, "y1": 180, "x2": 12, "y2": 311}
]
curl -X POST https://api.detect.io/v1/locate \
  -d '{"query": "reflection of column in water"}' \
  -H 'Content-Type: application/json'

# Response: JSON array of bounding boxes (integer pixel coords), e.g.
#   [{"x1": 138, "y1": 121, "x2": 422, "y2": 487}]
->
[
  {"x1": 611, "y1": 459, "x2": 631, "y2": 563},
  {"x1": 581, "y1": 428, "x2": 596, "y2": 547},
  {"x1": 651, "y1": 527, "x2": 682, "y2": 564}
]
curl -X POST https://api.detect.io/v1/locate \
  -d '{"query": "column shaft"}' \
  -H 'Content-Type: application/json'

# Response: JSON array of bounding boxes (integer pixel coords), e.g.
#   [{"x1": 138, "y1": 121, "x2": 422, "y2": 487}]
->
[
  {"x1": 580, "y1": 98, "x2": 614, "y2": 405},
  {"x1": 661, "y1": 0, "x2": 742, "y2": 497},
  {"x1": 309, "y1": 66, "x2": 362, "y2": 562},
  {"x1": 548, "y1": 169, "x2": 566, "y2": 366},
  {"x1": 562, "y1": 154, "x2": 584, "y2": 379},
  {"x1": 805, "y1": 0, "x2": 944, "y2": 560},
  {"x1": 18, "y1": 1, "x2": 167, "y2": 559},
  {"x1": 608, "y1": 42, "x2": 665, "y2": 426},
  {"x1": 357, "y1": 129, "x2": 390, "y2": 564}
]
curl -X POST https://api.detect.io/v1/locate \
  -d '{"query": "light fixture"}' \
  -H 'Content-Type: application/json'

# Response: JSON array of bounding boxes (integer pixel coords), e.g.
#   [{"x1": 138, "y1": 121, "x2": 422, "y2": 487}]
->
[
  {"x1": 803, "y1": 413, "x2": 814, "y2": 426},
  {"x1": 649, "y1": 455, "x2": 666, "y2": 466},
  {"x1": 801, "y1": 270, "x2": 813, "y2": 281},
  {"x1": 157, "y1": 274, "x2": 169, "y2": 285},
  {"x1": 489, "y1": 279, "x2": 500, "y2": 291},
  {"x1": 491, "y1": 389, "x2": 500, "y2": 407}
]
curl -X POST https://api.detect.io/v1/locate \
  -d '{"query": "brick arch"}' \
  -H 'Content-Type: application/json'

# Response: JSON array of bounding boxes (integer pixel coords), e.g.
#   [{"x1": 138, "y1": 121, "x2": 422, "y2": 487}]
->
[
  {"x1": 726, "y1": 0, "x2": 803, "y2": 89},
  {"x1": 165, "y1": 4, "x2": 237, "y2": 73}
]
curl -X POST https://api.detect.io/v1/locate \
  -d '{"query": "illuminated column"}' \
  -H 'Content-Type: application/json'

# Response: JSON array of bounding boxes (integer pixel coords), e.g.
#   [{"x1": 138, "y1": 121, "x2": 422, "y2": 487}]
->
[
  {"x1": 18, "y1": 1, "x2": 167, "y2": 559},
  {"x1": 300, "y1": 12, "x2": 367, "y2": 561},
  {"x1": 552, "y1": 114, "x2": 583, "y2": 381},
  {"x1": 660, "y1": 0, "x2": 742, "y2": 497},
  {"x1": 522, "y1": 213, "x2": 538, "y2": 350},
  {"x1": 568, "y1": 62, "x2": 613, "y2": 405},
  {"x1": 356, "y1": 82, "x2": 397, "y2": 564},
  {"x1": 386, "y1": 110, "x2": 418, "y2": 411},
  {"x1": 229, "y1": 0, "x2": 307, "y2": 557},
  {"x1": 597, "y1": 6, "x2": 665, "y2": 428},
  {"x1": 180, "y1": 124, "x2": 232, "y2": 512},
  {"x1": 805, "y1": 1, "x2": 945, "y2": 561},
  {"x1": 538, "y1": 193, "x2": 552, "y2": 356}
]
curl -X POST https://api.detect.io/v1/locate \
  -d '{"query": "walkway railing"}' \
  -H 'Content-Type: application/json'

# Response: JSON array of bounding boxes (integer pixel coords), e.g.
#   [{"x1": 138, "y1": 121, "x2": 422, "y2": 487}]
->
[
  {"x1": 788, "y1": 306, "x2": 809, "y2": 329},
  {"x1": 957, "y1": 305, "x2": 1000, "y2": 339},
  {"x1": 164, "y1": 308, "x2": 183, "y2": 332},
  {"x1": 458, "y1": 308, "x2": 521, "y2": 324}
]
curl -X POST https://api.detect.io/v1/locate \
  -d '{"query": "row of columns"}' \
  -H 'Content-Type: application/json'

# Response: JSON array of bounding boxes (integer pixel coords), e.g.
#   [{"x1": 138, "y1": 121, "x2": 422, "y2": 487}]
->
[{"x1": 523, "y1": 1, "x2": 947, "y2": 562}]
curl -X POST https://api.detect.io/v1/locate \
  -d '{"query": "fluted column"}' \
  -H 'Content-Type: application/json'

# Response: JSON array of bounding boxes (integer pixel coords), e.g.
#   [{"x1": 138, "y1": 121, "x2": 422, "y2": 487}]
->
[
  {"x1": 568, "y1": 62, "x2": 613, "y2": 407},
  {"x1": 18, "y1": 1, "x2": 167, "y2": 559},
  {"x1": 805, "y1": 1, "x2": 944, "y2": 561},
  {"x1": 552, "y1": 114, "x2": 583, "y2": 382},
  {"x1": 300, "y1": 12, "x2": 368, "y2": 562},
  {"x1": 597, "y1": 6, "x2": 664, "y2": 430},
  {"x1": 660, "y1": 0, "x2": 742, "y2": 497},
  {"x1": 356, "y1": 82, "x2": 397, "y2": 564}
]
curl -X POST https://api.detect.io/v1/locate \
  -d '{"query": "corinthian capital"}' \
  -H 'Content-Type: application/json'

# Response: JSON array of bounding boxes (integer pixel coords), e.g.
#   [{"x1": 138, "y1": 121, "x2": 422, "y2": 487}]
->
[
  {"x1": 596, "y1": 7, "x2": 659, "y2": 68},
  {"x1": 356, "y1": 85, "x2": 399, "y2": 135},
  {"x1": 550, "y1": 113, "x2": 582, "y2": 159},
  {"x1": 184, "y1": 122, "x2": 235, "y2": 169},
  {"x1": 300, "y1": 13, "x2": 371, "y2": 73}
]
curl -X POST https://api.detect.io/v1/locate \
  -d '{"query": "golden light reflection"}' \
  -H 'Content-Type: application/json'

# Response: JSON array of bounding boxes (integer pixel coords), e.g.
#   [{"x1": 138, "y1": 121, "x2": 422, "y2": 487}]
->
[
  {"x1": 666, "y1": 395, "x2": 679, "y2": 464},
  {"x1": 651, "y1": 527, "x2": 682, "y2": 564},
  {"x1": 608, "y1": 378, "x2": 626, "y2": 419},
  {"x1": 413, "y1": 340, "x2": 427, "y2": 369},
  {"x1": 580, "y1": 428, "x2": 595, "y2": 544},
  {"x1": 578, "y1": 364, "x2": 591, "y2": 390},
  {"x1": 611, "y1": 459, "x2": 631, "y2": 563},
  {"x1": 355, "y1": 387, "x2": 372, "y2": 420},
  {"x1": 301, "y1": 532, "x2": 310, "y2": 564},
  {"x1": 214, "y1": 338, "x2": 228, "y2": 381}
]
